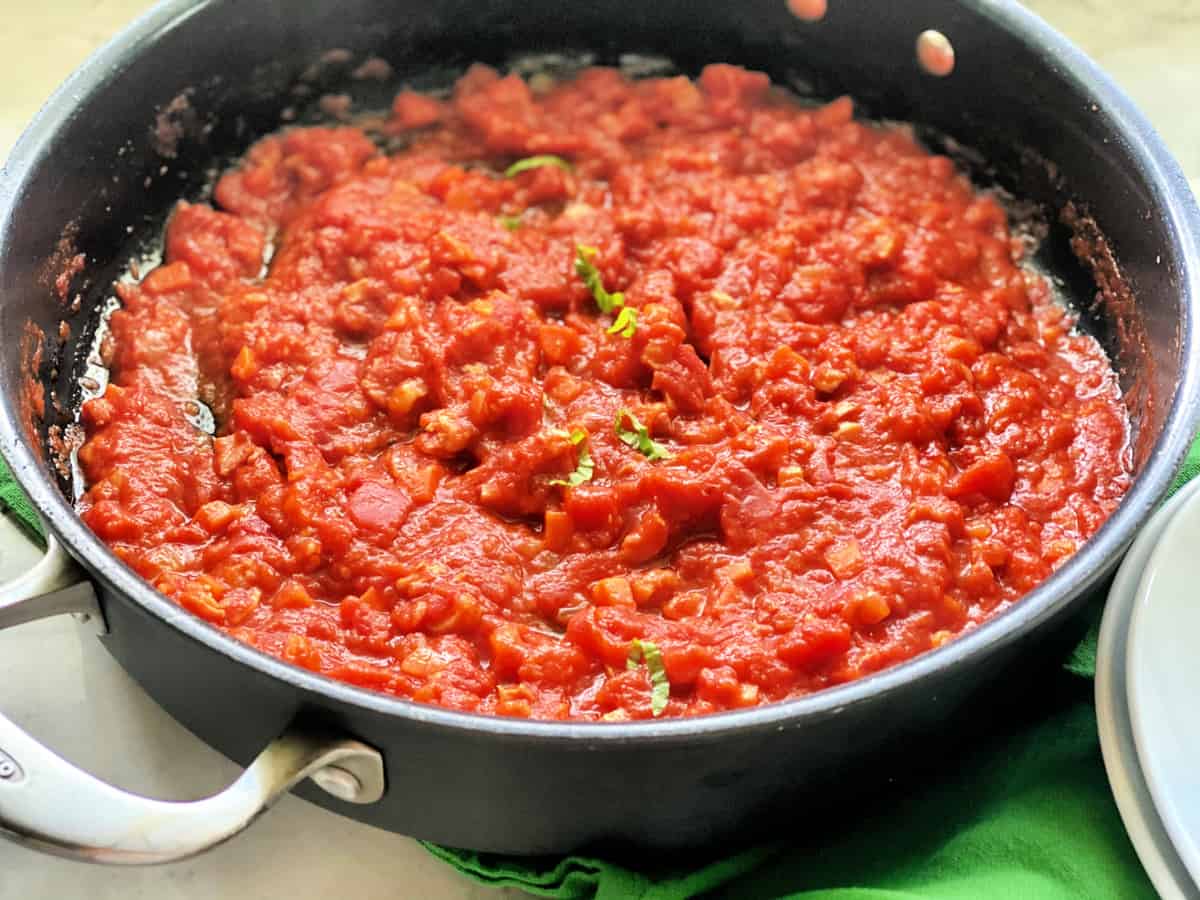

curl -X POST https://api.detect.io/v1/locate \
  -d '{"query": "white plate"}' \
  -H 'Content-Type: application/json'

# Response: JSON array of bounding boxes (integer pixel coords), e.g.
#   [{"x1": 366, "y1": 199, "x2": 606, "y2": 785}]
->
[
  {"x1": 1098, "y1": 477, "x2": 1200, "y2": 900},
  {"x1": 1126, "y1": 480, "x2": 1200, "y2": 896}
]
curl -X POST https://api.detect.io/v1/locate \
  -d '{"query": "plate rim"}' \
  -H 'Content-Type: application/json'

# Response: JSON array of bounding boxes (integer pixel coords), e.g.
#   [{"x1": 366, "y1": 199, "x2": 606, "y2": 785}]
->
[
  {"x1": 1098, "y1": 477, "x2": 1200, "y2": 900},
  {"x1": 1125, "y1": 481, "x2": 1200, "y2": 895}
]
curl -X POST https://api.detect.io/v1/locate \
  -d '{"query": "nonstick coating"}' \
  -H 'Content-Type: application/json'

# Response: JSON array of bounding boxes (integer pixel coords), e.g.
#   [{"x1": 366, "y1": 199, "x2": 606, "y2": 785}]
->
[{"x1": 1, "y1": 0, "x2": 1198, "y2": 854}]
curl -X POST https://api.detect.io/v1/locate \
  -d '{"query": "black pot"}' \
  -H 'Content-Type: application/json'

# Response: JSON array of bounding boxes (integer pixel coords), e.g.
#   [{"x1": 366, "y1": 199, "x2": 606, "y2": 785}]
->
[{"x1": 1, "y1": 0, "x2": 1197, "y2": 860}]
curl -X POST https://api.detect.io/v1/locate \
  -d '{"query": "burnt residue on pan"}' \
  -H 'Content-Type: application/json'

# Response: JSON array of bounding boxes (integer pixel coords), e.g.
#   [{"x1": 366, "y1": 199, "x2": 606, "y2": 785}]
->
[
  {"x1": 37, "y1": 219, "x2": 85, "y2": 308},
  {"x1": 1061, "y1": 200, "x2": 1156, "y2": 469},
  {"x1": 18, "y1": 321, "x2": 46, "y2": 457},
  {"x1": 151, "y1": 90, "x2": 201, "y2": 160},
  {"x1": 23, "y1": 218, "x2": 93, "y2": 469}
]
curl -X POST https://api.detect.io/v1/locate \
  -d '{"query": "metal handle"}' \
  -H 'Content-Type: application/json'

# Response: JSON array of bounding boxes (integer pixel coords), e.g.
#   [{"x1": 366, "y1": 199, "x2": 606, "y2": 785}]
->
[
  {"x1": 0, "y1": 531, "x2": 96, "y2": 629},
  {"x1": 0, "y1": 522, "x2": 385, "y2": 865}
]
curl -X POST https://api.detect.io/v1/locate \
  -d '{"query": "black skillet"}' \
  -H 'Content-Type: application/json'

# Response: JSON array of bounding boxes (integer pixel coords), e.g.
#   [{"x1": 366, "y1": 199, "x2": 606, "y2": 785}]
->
[{"x1": 0, "y1": 0, "x2": 1197, "y2": 861}]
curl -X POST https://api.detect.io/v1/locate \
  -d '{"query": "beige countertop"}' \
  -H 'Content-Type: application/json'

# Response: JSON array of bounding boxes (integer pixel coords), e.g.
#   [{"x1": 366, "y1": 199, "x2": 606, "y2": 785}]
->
[{"x1": 0, "y1": 3, "x2": 1196, "y2": 899}]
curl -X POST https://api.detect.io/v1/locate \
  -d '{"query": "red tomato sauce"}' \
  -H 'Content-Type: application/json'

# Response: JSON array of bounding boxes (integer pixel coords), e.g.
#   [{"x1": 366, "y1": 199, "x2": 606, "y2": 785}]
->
[{"x1": 77, "y1": 65, "x2": 1131, "y2": 720}]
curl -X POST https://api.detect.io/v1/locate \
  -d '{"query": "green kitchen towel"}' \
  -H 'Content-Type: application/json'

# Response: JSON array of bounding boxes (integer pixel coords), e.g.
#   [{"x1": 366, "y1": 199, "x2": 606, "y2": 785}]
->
[
  {"x1": 0, "y1": 460, "x2": 43, "y2": 543},
  {"x1": 5, "y1": 437, "x2": 1200, "y2": 899},
  {"x1": 424, "y1": 695, "x2": 1147, "y2": 900}
]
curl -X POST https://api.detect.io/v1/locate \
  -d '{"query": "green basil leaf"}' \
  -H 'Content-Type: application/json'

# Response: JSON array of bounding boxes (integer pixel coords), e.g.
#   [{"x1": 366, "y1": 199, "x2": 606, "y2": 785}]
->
[
  {"x1": 550, "y1": 430, "x2": 594, "y2": 487},
  {"x1": 627, "y1": 638, "x2": 670, "y2": 717},
  {"x1": 575, "y1": 245, "x2": 625, "y2": 315},
  {"x1": 614, "y1": 408, "x2": 672, "y2": 461},
  {"x1": 504, "y1": 155, "x2": 573, "y2": 177},
  {"x1": 606, "y1": 306, "x2": 637, "y2": 339}
]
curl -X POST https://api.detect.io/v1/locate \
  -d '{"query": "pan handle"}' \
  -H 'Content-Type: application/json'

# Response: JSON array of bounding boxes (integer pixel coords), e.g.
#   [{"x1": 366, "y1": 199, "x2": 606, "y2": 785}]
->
[
  {"x1": 0, "y1": 529, "x2": 95, "y2": 629},
  {"x1": 0, "y1": 526, "x2": 385, "y2": 865}
]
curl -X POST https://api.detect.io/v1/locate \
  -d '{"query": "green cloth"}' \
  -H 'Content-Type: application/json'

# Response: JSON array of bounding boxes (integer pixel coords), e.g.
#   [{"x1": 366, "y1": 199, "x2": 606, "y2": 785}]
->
[
  {"x1": 425, "y1": 697, "x2": 1148, "y2": 900},
  {"x1": 0, "y1": 459, "x2": 44, "y2": 544},
  {"x1": 5, "y1": 440, "x2": 1200, "y2": 899}
]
